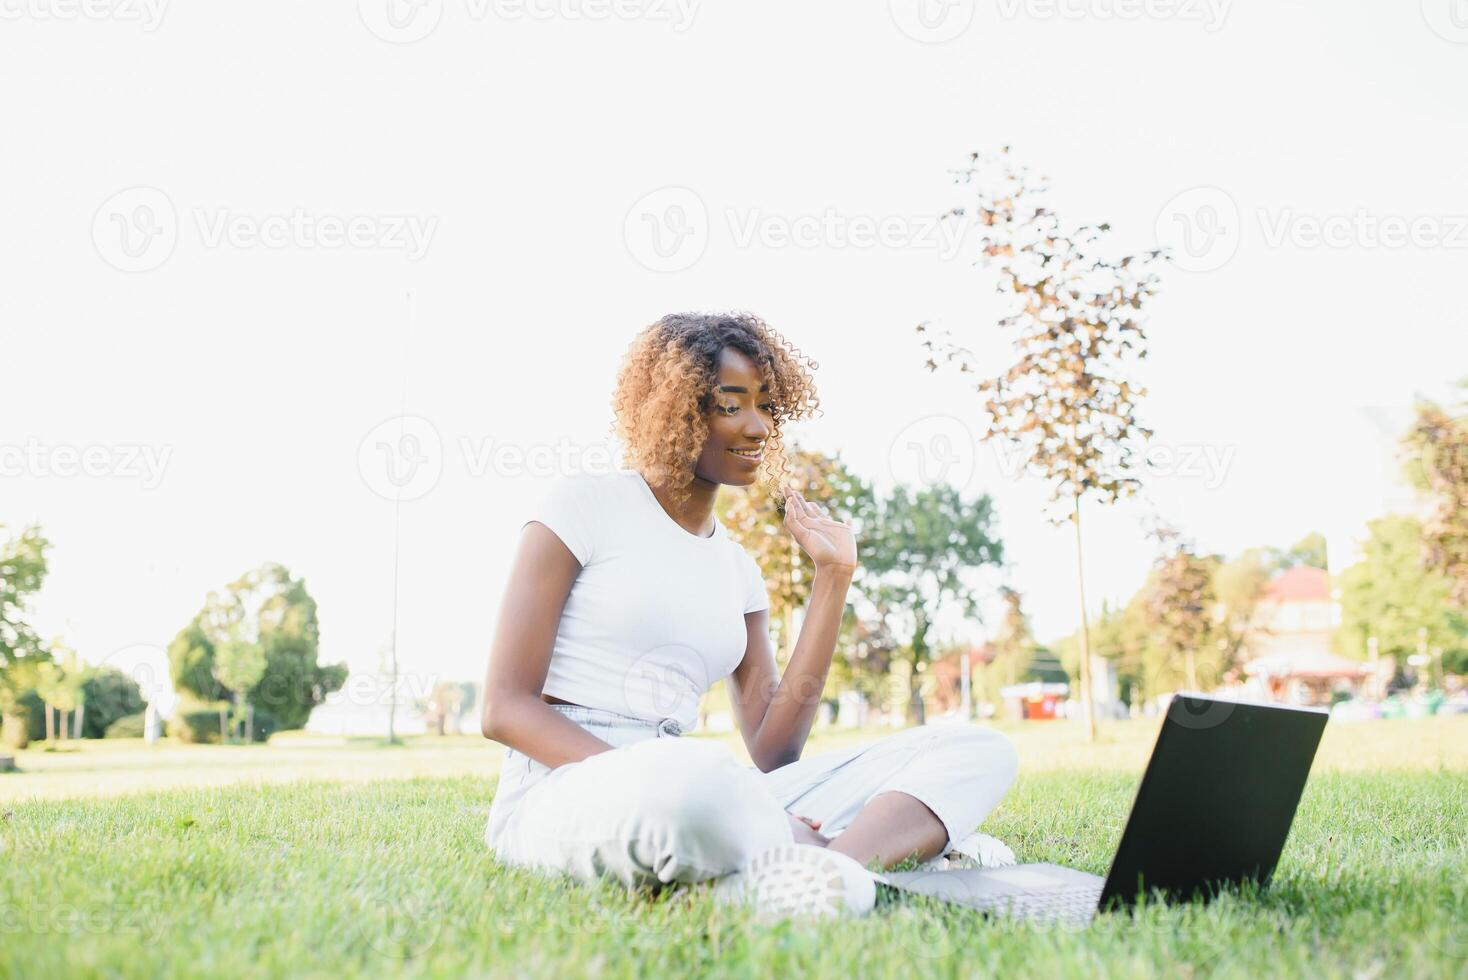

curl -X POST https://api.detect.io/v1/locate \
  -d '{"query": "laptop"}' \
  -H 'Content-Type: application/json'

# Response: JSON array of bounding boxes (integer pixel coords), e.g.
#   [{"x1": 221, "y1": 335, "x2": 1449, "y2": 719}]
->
[{"x1": 877, "y1": 694, "x2": 1329, "y2": 925}]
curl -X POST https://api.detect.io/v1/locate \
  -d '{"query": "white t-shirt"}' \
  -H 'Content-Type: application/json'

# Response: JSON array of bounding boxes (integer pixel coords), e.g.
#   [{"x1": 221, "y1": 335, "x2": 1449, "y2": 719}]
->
[{"x1": 521, "y1": 468, "x2": 769, "y2": 731}]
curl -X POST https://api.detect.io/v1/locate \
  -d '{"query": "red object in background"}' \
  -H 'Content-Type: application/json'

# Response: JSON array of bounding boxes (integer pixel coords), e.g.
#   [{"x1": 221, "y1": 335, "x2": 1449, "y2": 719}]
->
[{"x1": 1023, "y1": 693, "x2": 1060, "y2": 720}]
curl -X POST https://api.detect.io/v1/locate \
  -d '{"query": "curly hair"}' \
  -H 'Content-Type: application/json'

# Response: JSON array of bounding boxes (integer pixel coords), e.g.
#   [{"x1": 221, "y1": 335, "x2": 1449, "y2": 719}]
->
[{"x1": 610, "y1": 312, "x2": 821, "y2": 510}]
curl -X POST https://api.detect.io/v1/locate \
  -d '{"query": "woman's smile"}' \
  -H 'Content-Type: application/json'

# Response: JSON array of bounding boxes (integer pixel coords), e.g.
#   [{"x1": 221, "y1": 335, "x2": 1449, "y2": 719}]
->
[{"x1": 728, "y1": 446, "x2": 764, "y2": 465}]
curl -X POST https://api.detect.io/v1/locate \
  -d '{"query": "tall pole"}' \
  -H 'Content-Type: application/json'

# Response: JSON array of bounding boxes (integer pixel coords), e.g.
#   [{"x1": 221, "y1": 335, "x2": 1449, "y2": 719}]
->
[
  {"x1": 960, "y1": 647, "x2": 972, "y2": 721},
  {"x1": 1073, "y1": 493, "x2": 1096, "y2": 741},
  {"x1": 387, "y1": 291, "x2": 413, "y2": 746}
]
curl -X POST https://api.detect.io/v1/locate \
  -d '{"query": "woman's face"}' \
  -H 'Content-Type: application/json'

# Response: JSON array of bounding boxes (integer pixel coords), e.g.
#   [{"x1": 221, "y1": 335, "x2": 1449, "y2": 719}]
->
[{"x1": 693, "y1": 346, "x2": 774, "y2": 487}]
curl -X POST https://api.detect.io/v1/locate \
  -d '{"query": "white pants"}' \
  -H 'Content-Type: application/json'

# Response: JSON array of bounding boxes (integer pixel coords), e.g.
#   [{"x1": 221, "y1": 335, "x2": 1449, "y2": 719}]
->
[{"x1": 484, "y1": 704, "x2": 1018, "y2": 889}]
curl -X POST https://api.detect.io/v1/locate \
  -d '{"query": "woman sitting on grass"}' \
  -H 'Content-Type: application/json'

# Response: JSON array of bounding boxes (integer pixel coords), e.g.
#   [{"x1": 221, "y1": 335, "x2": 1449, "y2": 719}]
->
[{"x1": 480, "y1": 311, "x2": 1018, "y2": 918}]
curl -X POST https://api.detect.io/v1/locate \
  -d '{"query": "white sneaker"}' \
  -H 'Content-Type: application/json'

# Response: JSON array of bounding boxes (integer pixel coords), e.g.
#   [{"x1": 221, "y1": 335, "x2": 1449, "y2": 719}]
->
[
  {"x1": 711, "y1": 844, "x2": 877, "y2": 919},
  {"x1": 929, "y1": 831, "x2": 1016, "y2": 870}
]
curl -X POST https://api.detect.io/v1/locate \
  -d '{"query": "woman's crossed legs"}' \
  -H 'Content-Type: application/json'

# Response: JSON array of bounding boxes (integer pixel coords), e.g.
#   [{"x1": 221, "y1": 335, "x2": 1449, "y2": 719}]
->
[{"x1": 488, "y1": 724, "x2": 1018, "y2": 889}]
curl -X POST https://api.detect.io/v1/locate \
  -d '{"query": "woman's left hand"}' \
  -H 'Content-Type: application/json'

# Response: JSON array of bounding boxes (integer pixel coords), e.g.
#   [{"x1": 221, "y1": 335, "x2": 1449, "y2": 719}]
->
[{"x1": 783, "y1": 489, "x2": 857, "y2": 573}]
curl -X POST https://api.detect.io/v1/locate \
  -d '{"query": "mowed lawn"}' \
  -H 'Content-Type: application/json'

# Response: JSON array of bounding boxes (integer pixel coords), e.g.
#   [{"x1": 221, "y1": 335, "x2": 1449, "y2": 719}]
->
[{"x1": 1, "y1": 717, "x2": 1464, "y2": 978}]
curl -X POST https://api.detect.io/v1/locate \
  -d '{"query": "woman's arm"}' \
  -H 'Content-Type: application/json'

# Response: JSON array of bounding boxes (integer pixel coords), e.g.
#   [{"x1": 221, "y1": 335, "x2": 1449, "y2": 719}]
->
[
  {"x1": 727, "y1": 490, "x2": 857, "y2": 772},
  {"x1": 479, "y1": 521, "x2": 615, "y2": 769},
  {"x1": 728, "y1": 566, "x2": 853, "y2": 771}
]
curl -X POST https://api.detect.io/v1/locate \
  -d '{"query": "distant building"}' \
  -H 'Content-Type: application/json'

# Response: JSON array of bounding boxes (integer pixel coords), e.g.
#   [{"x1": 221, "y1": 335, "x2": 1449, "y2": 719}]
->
[
  {"x1": 1248, "y1": 566, "x2": 1338, "y2": 661},
  {"x1": 1243, "y1": 566, "x2": 1367, "y2": 704}
]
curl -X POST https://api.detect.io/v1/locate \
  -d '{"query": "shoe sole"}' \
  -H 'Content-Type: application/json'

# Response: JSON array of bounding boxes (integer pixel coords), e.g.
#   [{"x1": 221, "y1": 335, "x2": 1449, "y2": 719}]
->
[{"x1": 716, "y1": 845, "x2": 876, "y2": 919}]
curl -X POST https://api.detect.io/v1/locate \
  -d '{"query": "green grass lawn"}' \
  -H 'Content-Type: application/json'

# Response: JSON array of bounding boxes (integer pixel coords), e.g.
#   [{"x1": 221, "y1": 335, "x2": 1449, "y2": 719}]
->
[{"x1": 1, "y1": 717, "x2": 1465, "y2": 978}]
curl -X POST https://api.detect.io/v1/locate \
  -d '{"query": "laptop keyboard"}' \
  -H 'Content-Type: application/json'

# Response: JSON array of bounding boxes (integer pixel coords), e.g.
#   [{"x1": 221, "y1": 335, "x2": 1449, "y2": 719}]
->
[{"x1": 979, "y1": 884, "x2": 1103, "y2": 926}]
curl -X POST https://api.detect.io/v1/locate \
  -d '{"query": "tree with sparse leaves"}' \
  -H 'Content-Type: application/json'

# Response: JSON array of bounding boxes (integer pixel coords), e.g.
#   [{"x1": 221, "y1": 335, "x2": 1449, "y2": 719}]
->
[
  {"x1": 918, "y1": 146, "x2": 1166, "y2": 739},
  {"x1": 989, "y1": 587, "x2": 1036, "y2": 692},
  {"x1": 1139, "y1": 528, "x2": 1219, "y2": 692},
  {"x1": 1403, "y1": 383, "x2": 1468, "y2": 608}
]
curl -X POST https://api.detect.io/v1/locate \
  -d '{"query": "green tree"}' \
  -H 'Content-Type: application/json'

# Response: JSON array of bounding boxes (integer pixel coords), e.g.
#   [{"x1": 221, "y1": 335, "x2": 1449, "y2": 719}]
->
[
  {"x1": 828, "y1": 605, "x2": 899, "y2": 723},
  {"x1": 168, "y1": 562, "x2": 346, "y2": 731},
  {"x1": 718, "y1": 446, "x2": 876, "y2": 664},
  {"x1": 1139, "y1": 530, "x2": 1220, "y2": 692},
  {"x1": 918, "y1": 146, "x2": 1166, "y2": 740},
  {"x1": 0, "y1": 524, "x2": 50, "y2": 666},
  {"x1": 1276, "y1": 532, "x2": 1328, "y2": 572},
  {"x1": 79, "y1": 667, "x2": 146, "y2": 739},
  {"x1": 1403, "y1": 385, "x2": 1468, "y2": 607},
  {"x1": 214, "y1": 640, "x2": 267, "y2": 742},
  {"x1": 1213, "y1": 547, "x2": 1275, "y2": 668},
  {"x1": 856, "y1": 483, "x2": 1003, "y2": 724},
  {"x1": 1338, "y1": 516, "x2": 1467, "y2": 673},
  {"x1": 988, "y1": 587, "x2": 1036, "y2": 690}
]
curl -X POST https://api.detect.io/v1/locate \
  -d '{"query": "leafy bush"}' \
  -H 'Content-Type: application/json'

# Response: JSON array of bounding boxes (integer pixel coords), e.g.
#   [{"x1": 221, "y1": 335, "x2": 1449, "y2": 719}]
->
[
  {"x1": 165, "y1": 703, "x2": 279, "y2": 743},
  {"x1": 81, "y1": 668, "x2": 147, "y2": 738},
  {"x1": 249, "y1": 708, "x2": 280, "y2": 743},
  {"x1": 166, "y1": 707, "x2": 225, "y2": 744},
  {"x1": 104, "y1": 712, "x2": 148, "y2": 739},
  {"x1": 19, "y1": 690, "x2": 46, "y2": 743},
  {"x1": 2, "y1": 706, "x2": 30, "y2": 750}
]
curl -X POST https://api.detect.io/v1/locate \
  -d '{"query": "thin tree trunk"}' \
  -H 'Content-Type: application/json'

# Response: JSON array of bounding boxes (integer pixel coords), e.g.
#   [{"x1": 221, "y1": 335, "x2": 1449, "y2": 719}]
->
[
  {"x1": 1073, "y1": 494, "x2": 1097, "y2": 742},
  {"x1": 245, "y1": 704, "x2": 254, "y2": 743},
  {"x1": 75, "y1": 703, "x2": 85, "y2": 739},
  {"x1": 44, "y1": 704, "x2": 54, "y2": 743}
]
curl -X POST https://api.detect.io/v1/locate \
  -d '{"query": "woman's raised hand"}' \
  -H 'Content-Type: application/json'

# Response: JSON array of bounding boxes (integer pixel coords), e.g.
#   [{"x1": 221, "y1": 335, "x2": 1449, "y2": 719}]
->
[{"x1": 782, "y1": 489, "x2": 857, "y2": 573}]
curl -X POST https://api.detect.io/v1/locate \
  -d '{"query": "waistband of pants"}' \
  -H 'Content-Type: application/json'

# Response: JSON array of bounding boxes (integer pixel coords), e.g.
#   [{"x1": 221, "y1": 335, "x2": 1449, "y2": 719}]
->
[{"x1": 548, "y1": 702, "x2": 684, "y2": 738}]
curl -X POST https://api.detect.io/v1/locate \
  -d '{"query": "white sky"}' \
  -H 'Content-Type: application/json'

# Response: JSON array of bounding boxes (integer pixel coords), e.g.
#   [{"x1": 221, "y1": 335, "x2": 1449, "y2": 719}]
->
[{"x1": 2, "y1": 2, "x2": 1465, "y2": 695}]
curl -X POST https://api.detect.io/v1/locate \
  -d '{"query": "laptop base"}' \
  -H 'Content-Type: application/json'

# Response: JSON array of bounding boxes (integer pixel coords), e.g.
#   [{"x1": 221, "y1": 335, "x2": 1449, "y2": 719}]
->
[{"x1": 877, "y1": 863, "x2": 1104, "y2": 926}]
